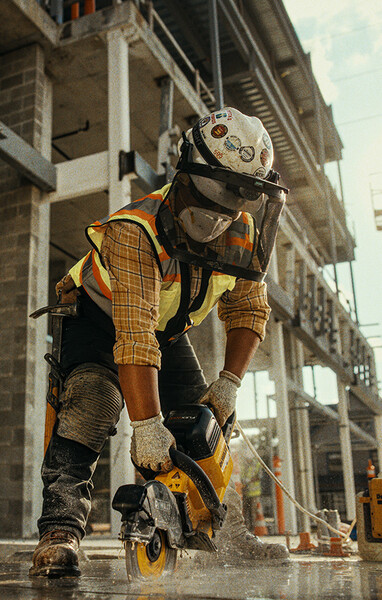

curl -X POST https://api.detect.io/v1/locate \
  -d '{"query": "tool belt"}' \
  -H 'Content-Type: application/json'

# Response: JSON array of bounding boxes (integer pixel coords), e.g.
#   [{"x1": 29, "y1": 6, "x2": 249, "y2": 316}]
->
[{"x1": 30, "y1": 275, "x2": 79, "y2": 412}]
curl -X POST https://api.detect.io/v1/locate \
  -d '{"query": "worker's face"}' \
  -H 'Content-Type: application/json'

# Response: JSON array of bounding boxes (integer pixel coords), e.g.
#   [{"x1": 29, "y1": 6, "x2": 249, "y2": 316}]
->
[
  {"x1": 174, "y1": 176, "x2": 241, "y2": 220},
  {"x1": 174, "y1": 178, "x2": 241, "y2": 244}
]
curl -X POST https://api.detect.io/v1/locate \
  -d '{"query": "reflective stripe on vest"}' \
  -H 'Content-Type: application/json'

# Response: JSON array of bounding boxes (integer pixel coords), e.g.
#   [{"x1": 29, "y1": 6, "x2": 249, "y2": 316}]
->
[{"x1": 69, "y1": 186, "x2": 255, "y2": 335}]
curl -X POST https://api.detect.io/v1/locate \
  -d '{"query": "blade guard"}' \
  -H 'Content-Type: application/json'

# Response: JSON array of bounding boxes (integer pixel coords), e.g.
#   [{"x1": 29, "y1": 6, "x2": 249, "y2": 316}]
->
[{"x1": 112, "y1": 480, "x2": 184, "y2": 549}]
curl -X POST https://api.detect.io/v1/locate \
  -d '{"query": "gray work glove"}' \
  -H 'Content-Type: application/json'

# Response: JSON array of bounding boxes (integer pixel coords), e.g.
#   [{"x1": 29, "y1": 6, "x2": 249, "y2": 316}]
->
[
  {"x1": 130, "y1": 414, "x2": 176, "y2": 473},
  {"x1": 199, "y1": 370, "x2": 241, "y2": 427}
]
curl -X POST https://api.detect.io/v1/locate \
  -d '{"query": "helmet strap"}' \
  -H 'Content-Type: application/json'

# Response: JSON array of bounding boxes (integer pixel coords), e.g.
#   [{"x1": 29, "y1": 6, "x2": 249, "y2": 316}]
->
[
  {"x1": 191, "y1": 123, "x2": 221, "y2": 167},
  {"x1": 176, "y1": 132, "x2": 194, "y2": 171}
]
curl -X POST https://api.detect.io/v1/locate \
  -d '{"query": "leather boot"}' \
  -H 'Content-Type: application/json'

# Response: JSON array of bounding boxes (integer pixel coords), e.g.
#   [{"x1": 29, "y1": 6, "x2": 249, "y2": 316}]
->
[
  {"x1": 214, "y1": 485, "x2": 290, "y2": 561},
  {"x1": 29, "y1": 530, "x2": 81, "y2": 577}
]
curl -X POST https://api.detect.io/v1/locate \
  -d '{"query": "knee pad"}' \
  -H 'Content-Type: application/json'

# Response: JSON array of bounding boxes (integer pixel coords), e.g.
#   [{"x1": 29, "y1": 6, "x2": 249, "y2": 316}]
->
[{"x1": 57, "y1": 363, "x2": 124, "y2": 453}]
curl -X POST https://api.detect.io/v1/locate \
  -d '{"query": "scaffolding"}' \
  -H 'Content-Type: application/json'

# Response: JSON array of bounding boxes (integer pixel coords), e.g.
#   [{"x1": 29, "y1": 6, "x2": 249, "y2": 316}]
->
[{"x1": 0, "y1": 0, "x2": 381, "y2": 536}]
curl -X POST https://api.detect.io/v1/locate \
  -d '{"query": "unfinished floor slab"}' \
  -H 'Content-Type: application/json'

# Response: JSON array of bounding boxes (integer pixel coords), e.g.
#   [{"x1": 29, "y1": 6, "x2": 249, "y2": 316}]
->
[{"x1": 0, "y1": 538, "x2": 380, "y2": 600}]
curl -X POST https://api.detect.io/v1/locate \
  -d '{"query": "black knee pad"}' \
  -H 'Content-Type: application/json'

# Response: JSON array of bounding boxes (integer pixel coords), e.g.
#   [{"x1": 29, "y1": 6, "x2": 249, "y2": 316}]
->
[{"x1": 57, "y1": 363, "x2": 123, "y2": 453}]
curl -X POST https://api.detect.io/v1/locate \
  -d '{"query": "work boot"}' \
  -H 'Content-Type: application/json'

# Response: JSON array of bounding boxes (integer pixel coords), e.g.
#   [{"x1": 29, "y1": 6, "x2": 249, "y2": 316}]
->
[
  {"x1": 29, "y1": 530, "x2": 81, "y2": 578},
  {"x1": 215, "y1": 485, "x2": 289, "y2": 561}
]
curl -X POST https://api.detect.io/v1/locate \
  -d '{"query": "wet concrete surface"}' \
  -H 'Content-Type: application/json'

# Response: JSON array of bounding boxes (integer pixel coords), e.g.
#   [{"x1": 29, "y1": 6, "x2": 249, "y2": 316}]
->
[{"x1": 0, "y1": 538, "x2": 382, "y2": 600}]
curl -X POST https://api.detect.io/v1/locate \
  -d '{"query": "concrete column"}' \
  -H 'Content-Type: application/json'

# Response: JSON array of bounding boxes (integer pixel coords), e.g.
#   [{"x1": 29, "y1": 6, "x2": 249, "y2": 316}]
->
[
  {"x1": 0, "y1": 44, "x2": 51, "y2": 537},
  {"x1": 268, "y1": 248, "x2": 297, "y2": 531},
  {"x1": 337, "y1": 380, "x2": 356, "y2": 519},
  {"x1": 24, "y1": 73, "x2": 53, "y2": 537},
  {"x1": 270, "y1": 319, "x2": 297, "y2": 533},
  {"x1": 107, "y1": 29, "x2": 131, "y2": 213},
  {"x1": 157, "y1": 76, "x2": 174, "y2": 178},
  {"x1": 293, "y1": 338, "x2": 317, "y2": 531},
  {"x1": 374, "y1": 415, "x2": 382, "y2": 476},
  {"x1": 107, "y1": 30, "x2": 134, "y2": 536}
]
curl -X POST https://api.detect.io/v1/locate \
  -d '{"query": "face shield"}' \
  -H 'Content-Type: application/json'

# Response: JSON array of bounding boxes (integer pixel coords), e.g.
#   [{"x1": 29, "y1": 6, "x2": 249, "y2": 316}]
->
[{"x1": 155, "y1": 134, "x2": 288, "y2": 282}]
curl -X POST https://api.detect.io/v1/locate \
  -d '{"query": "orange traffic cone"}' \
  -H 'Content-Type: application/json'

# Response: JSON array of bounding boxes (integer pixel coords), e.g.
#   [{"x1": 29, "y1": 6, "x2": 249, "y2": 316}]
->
[
  {"x1": 292, "y1": 531, "x2": 316, "y2": 552},
  {"x1": 323, "y1": 537, "x2": 350, "y2": 557},
  {"x1": 367, "y1": 459, "x2": 376, "y2": 479},
  {"x1": 254, "y1": 501, "x2": 268, "y2": 536}
]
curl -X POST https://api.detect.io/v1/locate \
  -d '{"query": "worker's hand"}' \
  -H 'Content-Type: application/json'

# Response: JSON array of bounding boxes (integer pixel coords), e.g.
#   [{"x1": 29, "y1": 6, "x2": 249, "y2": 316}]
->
[
  {"x1": 130, "y1": 414, "x2": 176, "y2": 473},
  {"x1": 199, "y1": 370, "x2": 241, "y2": 427},
  {"x1": 55, "y1": 273, "x2": 79, "y2": 304}
]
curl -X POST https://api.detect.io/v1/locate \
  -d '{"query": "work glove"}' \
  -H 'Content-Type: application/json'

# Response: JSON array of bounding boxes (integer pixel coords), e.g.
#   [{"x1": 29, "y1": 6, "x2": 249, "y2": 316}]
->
[
  {"x1": 55, "y1": 273, "x2": 79, "y2": 304},
  {"x1": 130, "y1": 414, "x2": 176, "y2": 473},
  {"x1": 199, "y1": 370, "x2": 241, "y2": 427}
]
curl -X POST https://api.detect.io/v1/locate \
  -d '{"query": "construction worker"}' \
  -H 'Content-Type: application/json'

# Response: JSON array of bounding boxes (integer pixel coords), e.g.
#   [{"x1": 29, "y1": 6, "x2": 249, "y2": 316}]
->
[{"x1": 30, "y1": 107, "x2": 289, "y2": 577}]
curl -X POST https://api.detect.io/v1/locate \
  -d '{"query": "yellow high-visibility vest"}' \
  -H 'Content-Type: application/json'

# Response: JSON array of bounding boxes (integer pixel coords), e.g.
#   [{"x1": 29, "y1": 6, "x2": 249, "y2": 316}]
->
[{"x1": 70, "y1": 185, "x2": 255, "y2": 344}]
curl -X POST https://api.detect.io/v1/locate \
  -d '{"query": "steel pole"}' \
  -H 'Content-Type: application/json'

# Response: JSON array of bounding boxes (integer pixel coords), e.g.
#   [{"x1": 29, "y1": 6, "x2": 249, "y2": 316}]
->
[
  {"x1": 209, "y1": 0, "x2": 224, "y2": 109},
  {"x1": 337, "y1": 380, "x2": 356, "y2": 519},
  {"x1": 157, "y1": 76, "x2": 175, "y2": 180}
]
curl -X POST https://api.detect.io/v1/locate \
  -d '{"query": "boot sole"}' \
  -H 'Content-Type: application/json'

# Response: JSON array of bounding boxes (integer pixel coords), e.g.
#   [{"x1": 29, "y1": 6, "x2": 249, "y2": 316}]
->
[{"x1": 29, "y1": 564, "x2": 81, "y2": 578}]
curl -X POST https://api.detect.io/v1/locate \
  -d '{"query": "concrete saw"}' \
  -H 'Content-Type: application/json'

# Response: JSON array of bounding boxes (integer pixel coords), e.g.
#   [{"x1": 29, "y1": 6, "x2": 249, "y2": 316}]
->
[{"x1": 112, "y1": 404, "x2": 235, "y2": 580}]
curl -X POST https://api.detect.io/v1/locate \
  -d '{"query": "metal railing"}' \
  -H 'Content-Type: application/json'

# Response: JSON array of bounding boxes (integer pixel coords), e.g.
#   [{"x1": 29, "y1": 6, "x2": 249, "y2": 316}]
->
[{"x1": 143, "y1": 1, "x2": 215, "y2": 105}]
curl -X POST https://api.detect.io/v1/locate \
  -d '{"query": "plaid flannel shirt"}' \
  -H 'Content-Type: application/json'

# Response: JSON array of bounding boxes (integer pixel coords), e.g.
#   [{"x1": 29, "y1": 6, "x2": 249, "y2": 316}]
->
[{"x1": 100, "y1": 219, "x2": 271, "y2": 369}]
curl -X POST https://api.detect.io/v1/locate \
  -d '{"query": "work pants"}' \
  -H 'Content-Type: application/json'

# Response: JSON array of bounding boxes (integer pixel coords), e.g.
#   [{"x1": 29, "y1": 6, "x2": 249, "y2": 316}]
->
[{"x1": 37, "y1": 292, "x2": 207, "y2": 540}]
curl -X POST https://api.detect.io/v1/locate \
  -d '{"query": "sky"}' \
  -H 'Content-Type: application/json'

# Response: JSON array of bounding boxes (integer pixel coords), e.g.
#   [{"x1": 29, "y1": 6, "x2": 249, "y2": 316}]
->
[{"x1": 237, "y1": 0, "x2": 382, "y2": 419}]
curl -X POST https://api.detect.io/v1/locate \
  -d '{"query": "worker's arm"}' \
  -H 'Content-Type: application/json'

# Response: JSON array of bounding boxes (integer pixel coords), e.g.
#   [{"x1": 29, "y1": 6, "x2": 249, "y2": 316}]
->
[
  {"x1": 200, "y1": 278, "x2": 270, "y2": 426},
  {"x1": 101, "y1": 222, "x2": 175, "y2": 472},
  {"x1": 118, "y1": 364, "x2": 161, "y2": 421},
  {"x1": 223, "y1": 327, "x2": 261, "y2": 380}
]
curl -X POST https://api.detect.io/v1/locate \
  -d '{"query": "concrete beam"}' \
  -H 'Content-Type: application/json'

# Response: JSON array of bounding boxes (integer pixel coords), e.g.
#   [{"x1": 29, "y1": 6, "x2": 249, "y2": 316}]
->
[
  {"x1": 47, "y1": 152, "x2": 108, "y2": 203},
  {"x1": 350, "y1": 382, "x2": 382, "y2": 416},
  {"x1": 58, "y1": 1, "x2": 136, "y2": 45},
  {"x1": 0, "y1": 121, "x2": 56, "y2": 192},
  {"x1": 7, "y1": 0, "x2": 58, "y2": 47},
  {"x1": 287, "y1": 378, "x2": 378, "y2": 447},
  {"x1": 47, "y1": 149, "x2": 167, "y2": 204}
]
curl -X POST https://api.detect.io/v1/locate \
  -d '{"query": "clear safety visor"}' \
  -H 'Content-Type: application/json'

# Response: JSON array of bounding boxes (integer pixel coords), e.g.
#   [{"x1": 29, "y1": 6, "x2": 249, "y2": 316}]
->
[
  {"x1": 177, "y1": 160, "x2": 288, "y2": 216},
  {"x1": 156, "y1": 172, "x2": 287, "y2": 282}
]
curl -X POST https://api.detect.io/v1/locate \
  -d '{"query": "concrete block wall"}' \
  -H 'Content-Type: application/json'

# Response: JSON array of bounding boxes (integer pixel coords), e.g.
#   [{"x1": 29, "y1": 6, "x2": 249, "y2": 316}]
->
[{"x1": 0, "y1": 44, "x2": 51, "y2": 537}]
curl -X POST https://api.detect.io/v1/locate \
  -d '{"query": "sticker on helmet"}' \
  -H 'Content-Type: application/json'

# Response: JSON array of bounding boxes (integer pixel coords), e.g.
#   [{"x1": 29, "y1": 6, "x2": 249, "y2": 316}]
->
[
  {"x1": 262, "y1": 133, "x2": 271, "y2": 150},
  {"x1": 227, "y1": 109, "x2": 233, "y2": 120},
  {"x1": 211, "y1": 124, "x2": 228, "y2": 138},
  {"x1": 211, "y1": 113, "x2": 217, "y2": 125},
  {"x1": 260, "y1": 148, "x2": 271, "y2": 166},
  {"x1": 225, "y1": 135, "x2": 241, "y2": 151},
  {"x1": 239, "y1": 146, "x2": 255, "y2": 162},
  {"x1": 213, "y1": 149, "x2": 224, "y2": 160},
  {"x1": 255, "y1": 167, "x2": 266, "y2": 178},
  {"x1": 215, "y1": 112, "x2": 227, "y2": 119},
  {"x1": 199, "y1": 116, "x2": 210, "y2": 128}
]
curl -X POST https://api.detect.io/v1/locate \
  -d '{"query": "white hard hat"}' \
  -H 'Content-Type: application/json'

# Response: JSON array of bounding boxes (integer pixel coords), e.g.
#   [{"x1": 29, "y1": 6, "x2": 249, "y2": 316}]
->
[{"x1": 178, "y1": 107, "x2": 274, "y2": 211}]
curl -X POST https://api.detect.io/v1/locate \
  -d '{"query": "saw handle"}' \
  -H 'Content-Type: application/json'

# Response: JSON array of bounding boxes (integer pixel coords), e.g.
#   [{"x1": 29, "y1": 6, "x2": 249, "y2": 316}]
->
[{"x1": 169, "y1": 447, "x2": 226, "y2": 529}]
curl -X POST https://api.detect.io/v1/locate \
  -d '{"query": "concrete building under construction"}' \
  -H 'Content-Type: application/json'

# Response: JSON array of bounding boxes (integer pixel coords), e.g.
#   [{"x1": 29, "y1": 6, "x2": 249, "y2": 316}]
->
[{"x1": 0, "y1": 0, "x2": 381, "y2": 539}]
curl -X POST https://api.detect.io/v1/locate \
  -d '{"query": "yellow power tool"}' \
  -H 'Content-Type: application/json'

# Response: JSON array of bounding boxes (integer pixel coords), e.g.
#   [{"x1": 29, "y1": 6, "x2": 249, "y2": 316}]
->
[
  {"x1": 357, "y1": 477, "x2": 382, "y2": 561},
  {"x1": 113, "y1": 404, "x2": 235, "y2": 580}
]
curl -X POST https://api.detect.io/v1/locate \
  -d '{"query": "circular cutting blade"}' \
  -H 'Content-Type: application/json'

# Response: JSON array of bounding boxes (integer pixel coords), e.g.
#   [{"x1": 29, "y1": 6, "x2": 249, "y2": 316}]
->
[{"x1": 125, "y1": 529, "x2": 178, "y2": 581}]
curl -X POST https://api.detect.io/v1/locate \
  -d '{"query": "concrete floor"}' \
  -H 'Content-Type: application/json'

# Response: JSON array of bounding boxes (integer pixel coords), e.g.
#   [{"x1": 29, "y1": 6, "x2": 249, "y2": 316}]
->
[{"x1": 0, "y1": 537, "x2": 381, "y2": 599}]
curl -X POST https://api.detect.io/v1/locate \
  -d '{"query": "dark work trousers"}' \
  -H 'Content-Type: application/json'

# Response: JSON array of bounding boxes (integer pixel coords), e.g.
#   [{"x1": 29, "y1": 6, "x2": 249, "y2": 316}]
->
[{"x1": 38, "y1": 291, "x2": 208, "y2": 540}]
